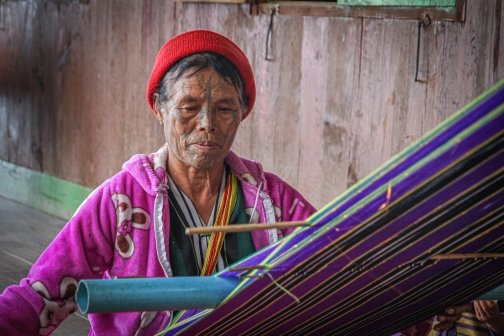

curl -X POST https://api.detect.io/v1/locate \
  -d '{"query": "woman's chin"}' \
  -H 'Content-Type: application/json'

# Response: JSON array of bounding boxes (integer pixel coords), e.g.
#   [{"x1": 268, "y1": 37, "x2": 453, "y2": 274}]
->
[{"x1": 187, "y1": 153, "x2": 225, "y2": 171}]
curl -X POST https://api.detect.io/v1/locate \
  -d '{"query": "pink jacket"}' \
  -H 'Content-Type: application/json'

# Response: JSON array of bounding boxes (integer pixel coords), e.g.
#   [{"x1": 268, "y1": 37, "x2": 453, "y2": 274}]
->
[{"x1": 0, "y1": 146, "x2": 316, "y2": 336}]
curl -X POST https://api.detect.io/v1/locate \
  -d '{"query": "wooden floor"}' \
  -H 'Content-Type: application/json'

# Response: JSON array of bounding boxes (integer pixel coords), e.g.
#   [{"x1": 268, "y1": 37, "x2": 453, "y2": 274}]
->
[{"x1": 0, "y1": 196, "x2": 91, "y2": 335}]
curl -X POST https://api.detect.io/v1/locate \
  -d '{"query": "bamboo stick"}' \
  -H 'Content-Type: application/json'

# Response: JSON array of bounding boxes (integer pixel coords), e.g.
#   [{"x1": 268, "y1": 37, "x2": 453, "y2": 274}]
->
[
  {"x1": 431, "y1": 253, "x2": 504, "y2": 260},
  {"x1": 185, "y1": 221, "x2": 310, "y2": 235}
]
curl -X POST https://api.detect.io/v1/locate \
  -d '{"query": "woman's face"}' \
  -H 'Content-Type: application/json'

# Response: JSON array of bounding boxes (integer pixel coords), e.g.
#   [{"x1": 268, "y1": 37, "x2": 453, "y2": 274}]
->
[{"x1": 157, "y1": 68, "x2": 243, "y2": 171}]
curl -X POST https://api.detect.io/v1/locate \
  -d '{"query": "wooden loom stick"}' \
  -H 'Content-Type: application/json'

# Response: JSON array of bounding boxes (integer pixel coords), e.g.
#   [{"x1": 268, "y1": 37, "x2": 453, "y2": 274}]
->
[
  {"x1": 185, "y1": 221, "x2": 310, "y2": 235},
  {"x1": 431, "y1": 253, "x2": 504, "y2": 260},
  {"x1": 229, "y1": 266, "x2": 267, "y2": 271}
]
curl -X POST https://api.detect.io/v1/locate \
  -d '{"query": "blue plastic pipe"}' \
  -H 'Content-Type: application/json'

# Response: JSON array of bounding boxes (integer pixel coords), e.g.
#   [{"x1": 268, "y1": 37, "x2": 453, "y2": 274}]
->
[
  {"x1": 477, "y1": 284, "x2": 504, "y2": 300},
  {"x1": 76, "y1": 277, "x2": 241, "y2": 314}
]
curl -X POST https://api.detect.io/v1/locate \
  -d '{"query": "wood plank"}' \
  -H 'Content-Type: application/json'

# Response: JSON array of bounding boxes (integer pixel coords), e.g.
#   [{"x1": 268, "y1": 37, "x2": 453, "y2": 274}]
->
[
  {"x1": 0, "y1": 3, "x2": 4, "y2": 31},
  {"x1": 498, "y1": 0, "x2": 504, "y2": 81},
  {"x1": 229, "y1": 10, "x2": 270, "y2": 161},
  {"x1": 346, "y1": 18, "x2": 424, "y2": 189},
  {"x1": 296, "y1": 18, "x2": 330, "y2": 208},
  {"x1": 389, "y1": 22, "x2": 428, "y2": 159},
  {"x1": 297, "y1": 17, "x2": 362, "y2": 208},
  {"x1": 0, "y1": 4, "x2": 7, "y2": 163},
  {"x1": 473, "y1": 0, "x2": 500, "y2": 97},
  {"x1": 1, "y1": 2, "x2": 42, "y2": 172},
  {"x1": 265, "y1": 16, "x2": 305, "y2": 190},
  {"x1": 424, "y1": 0, "x2": 498, "y2": 135},
  {"x1": 320, "y1": 18, "x2": 362, "y2": 203},
  {"x1": 80, "y1": 0, "x2": 114, "y2": 185}
]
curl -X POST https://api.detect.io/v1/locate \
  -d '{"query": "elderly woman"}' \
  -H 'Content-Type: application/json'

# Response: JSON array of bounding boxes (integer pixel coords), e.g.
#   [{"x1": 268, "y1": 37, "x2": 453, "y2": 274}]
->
[
  {"x1": 0, "y1": 30, "x2": 492, "y2": 336},
  {"x1": 0, "y1": 31, "x2": 315, "y2": 335}
]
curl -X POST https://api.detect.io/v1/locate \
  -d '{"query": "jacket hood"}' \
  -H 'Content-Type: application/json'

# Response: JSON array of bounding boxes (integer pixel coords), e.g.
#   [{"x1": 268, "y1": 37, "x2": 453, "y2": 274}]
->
[
  {"x1": 121, "y1": 144, "x2": 269, "y2": 196},
  {"x1": 121, "y1": 145, "x2": 169, "y2": 197}
]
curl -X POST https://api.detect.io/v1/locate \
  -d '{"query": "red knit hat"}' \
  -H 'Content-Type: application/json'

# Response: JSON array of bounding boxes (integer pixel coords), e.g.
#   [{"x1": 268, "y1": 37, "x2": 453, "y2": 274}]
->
[{"x1": 146, "y1": 30, "x2": 256, "y2": 120}]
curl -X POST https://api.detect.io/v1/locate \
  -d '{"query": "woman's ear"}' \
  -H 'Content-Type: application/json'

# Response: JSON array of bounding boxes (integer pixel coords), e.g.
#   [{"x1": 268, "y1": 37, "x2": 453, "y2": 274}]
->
[{"x1": 152, "y1": 93, "x2": 164, "y2": 124}]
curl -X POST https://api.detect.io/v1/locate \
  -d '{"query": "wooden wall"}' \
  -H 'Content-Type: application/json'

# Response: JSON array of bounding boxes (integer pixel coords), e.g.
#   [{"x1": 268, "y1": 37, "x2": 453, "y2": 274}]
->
[{"x1": 0, "y1": 0, "x2": 502, "y2": 209}]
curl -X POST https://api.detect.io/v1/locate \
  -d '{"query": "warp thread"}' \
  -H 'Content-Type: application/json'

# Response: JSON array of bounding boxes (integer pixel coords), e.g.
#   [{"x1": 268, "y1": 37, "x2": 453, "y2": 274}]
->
[{"x1": 265, "y1": 272, "x2": 300, "y2": 304}]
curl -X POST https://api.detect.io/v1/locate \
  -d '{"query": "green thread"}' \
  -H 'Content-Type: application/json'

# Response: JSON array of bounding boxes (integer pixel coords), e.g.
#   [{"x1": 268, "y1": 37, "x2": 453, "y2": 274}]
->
[
  {"x1": 157, "y1": 309, "x2": 212, "y2": 335},
  {"x1": 265, "y1": 272, "x2": 300, "y2": 304}
]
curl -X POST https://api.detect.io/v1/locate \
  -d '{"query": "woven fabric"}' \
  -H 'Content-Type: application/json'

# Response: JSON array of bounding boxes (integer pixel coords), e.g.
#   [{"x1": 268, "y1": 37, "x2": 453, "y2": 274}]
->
[
  {"x1": 162, "y1": 79, "x2": 504, "y2": 335},
  {"x1": 200, "y1": 171, "x2": 239, "y2": 276},
  {"x1": 146, "y1": 30, "x2": 256, "y2": 120},
  {"x1": 428, "y1": 313, "x2": 493, "y2": 336}
]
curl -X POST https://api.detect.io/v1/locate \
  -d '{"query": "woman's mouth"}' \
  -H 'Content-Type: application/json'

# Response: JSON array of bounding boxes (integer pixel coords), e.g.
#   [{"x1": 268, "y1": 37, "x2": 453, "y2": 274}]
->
[{"x1": 192, "y1": 141, "x2": 221, "y2": 150}]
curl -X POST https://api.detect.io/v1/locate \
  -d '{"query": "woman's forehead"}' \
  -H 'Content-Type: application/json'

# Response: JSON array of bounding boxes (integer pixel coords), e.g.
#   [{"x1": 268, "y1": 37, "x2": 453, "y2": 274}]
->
[{"x1": 172, "y1": 68, "x2": 239, "y2": 101}]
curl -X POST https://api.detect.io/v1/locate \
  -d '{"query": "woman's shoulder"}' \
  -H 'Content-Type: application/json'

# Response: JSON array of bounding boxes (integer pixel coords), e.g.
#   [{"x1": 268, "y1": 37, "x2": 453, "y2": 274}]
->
[{"x1": 108, "y1": 151, "x2": 166, "y2": 197}]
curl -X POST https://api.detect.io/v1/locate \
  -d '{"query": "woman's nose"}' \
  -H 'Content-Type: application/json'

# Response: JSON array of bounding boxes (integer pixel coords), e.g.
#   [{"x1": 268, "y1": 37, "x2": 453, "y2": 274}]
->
[{"x1": 198, "y1": 108, "x2": 216, "y2": 132}]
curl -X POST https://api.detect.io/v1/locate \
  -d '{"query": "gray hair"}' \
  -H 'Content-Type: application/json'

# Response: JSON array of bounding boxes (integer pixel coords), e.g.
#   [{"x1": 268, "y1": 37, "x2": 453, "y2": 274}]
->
[{"x1": 154, "y1": 52, "x2": 248, "y2": 114}]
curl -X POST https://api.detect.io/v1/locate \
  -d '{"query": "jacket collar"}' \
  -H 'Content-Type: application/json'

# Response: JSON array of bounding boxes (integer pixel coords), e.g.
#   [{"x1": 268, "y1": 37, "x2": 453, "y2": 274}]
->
[{"x1": 122, "y1": 144, "x2": 268, "y2": 196}]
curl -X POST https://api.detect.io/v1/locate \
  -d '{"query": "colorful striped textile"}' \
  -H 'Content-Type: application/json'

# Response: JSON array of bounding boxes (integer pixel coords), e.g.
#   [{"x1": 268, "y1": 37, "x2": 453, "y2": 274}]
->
[
  {"x1": 162, "y1": 79, "x2": 504, "y2": 336},
  {"x1": 427, "y1": 312, "x2": 494, "y2": 336}
]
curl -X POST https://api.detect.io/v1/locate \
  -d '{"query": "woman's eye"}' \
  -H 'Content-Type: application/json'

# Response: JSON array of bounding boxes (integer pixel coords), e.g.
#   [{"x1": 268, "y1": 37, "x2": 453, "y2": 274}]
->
[{"x1": 181, "y1": 107, "x2": 198, "y2": 112}]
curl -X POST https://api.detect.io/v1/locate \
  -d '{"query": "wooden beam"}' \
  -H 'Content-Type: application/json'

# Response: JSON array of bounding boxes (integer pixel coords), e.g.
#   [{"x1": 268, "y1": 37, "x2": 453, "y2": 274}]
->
[
  {"x1": 338, "y1": 0, "x2": 456, "y2": 6},
  {"x1": 229, "y1": 265, "x2": 267, "y2": 271},
  {"x1": 253, "y1": 2, "x2": 459, "y2": 20},
  {"x1": 185, "y1": 221, "x2": 310, "y2": 235},
  {"x1": 0, "y1": 160, "x2": 93, "y2": 221},
  {"x1": 431, "y1": 253, "x2": 504, "y2": 260},
  {"x1": 175, "y1": 0, "x2": 252, "y2": 3},
  {"x1": 455, "y1": 0, "x2": 466, "y2": 22}
]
